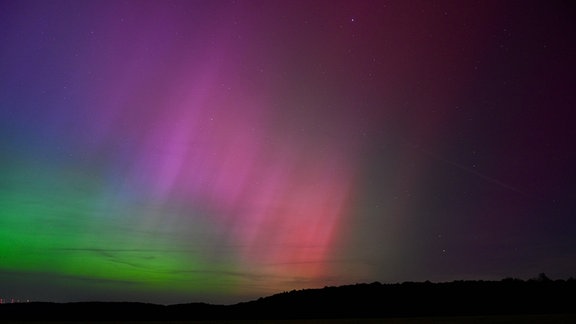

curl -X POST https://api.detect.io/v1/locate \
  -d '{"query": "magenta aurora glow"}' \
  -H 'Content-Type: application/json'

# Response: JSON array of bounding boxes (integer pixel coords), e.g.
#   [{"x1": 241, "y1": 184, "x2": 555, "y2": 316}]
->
[{"x1": 1, "y1": 0, "x2": 575, "y2": 304}]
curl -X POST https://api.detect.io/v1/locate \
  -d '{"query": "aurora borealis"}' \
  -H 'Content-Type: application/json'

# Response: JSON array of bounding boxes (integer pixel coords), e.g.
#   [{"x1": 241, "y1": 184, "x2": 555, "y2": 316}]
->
[{"x1": 1, "y1": 0, "x2": 575, "y2": 304}]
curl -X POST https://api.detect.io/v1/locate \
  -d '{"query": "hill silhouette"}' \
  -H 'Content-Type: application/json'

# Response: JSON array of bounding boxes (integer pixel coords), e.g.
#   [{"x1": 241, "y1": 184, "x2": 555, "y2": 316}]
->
[{"x1": 1, "y1": 277, "x2": 575, "y2": 321}]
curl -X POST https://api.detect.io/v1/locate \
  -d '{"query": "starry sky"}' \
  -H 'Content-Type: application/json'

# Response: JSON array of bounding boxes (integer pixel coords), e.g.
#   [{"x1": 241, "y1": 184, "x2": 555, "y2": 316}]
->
[{"x1": 1, "y1": 0, "x2": 575, "y2": 305}]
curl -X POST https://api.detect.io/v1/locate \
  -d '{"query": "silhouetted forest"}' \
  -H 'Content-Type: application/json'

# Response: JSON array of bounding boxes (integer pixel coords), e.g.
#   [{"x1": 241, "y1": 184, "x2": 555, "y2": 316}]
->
[{"x1": 1, "y1": 276, "x2": 575, "y2": 321}]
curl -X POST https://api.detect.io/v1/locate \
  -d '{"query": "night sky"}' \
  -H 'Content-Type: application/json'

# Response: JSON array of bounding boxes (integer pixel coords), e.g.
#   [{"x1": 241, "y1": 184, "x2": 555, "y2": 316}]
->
[{"x1": 1, "y1": 0, "x2": 575, "y2": 304}]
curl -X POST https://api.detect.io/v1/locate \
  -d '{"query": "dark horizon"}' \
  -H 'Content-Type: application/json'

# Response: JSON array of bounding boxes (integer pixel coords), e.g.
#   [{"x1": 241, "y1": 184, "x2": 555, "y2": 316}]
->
[
  {"x1": 1, "y1": 278, "x2": 575, "y2": 321},
  {"x1": 0, "y1": 274, "x2": 572, "y2": 305}
]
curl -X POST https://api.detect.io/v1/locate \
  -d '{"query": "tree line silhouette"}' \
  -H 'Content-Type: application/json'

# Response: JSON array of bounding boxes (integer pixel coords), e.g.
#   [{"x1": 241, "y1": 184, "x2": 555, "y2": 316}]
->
[{"x1": 1, "y1": 275, "x2": 574, "y2": 320}]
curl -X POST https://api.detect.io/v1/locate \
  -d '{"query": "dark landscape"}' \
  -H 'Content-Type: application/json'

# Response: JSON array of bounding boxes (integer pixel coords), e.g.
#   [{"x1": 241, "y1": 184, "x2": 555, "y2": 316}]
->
[{"x1": 1, "y1": 277, "x2": 575, "y2": 322}]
